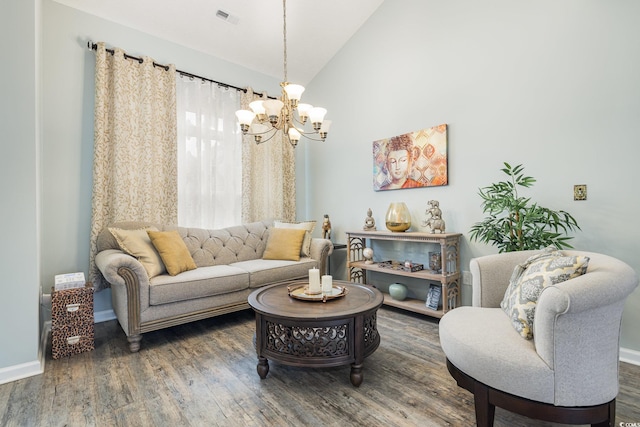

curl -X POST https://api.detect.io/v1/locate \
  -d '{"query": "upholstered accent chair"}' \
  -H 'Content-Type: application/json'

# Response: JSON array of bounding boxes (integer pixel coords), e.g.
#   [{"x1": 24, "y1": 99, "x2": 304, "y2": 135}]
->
[{"x1": 439, "y1": 250, "x2": 638, "y2": 427}]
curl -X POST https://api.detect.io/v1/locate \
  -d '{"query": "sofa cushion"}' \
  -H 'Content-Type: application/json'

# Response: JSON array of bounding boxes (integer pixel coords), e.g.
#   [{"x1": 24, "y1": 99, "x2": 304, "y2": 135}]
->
[
  {"x1": 274, "y1": 220, "x2": 316, "y2": 257},
  {"x1": 262, "y1": 228, "x2": 307, "y2": 261},
  {"x1": 147, "y1": 230, "x2": 197, "y2": 276},
  {"x1": 439, "y1": 306, "x2": 555, "y2": 403},
  {"x1": 232, "y1": 258, "x2": 317, "y2": 288},
  {"x1": 109, "y1": 226, "x2": 165, "y2": 278},
  {"x1": 501, "y1": 250, "x2": 590, "y2": 339},
  {"x1": 181, "y1": 222, "x2": 269, "y2": 267},
  {"x1": 149, "y1": 265, "x2": 249, "y2": 305}
]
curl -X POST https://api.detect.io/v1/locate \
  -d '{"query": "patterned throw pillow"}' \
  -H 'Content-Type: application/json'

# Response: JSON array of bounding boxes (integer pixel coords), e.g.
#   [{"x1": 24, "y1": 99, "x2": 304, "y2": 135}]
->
[{"x1": 501, "y1": 248, "x2": 590, "y2": 339}]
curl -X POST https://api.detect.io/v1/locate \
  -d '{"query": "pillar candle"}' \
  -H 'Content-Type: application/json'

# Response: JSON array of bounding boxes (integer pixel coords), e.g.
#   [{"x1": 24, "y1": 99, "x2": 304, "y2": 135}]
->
[
  {"x1": 322, "y1": 275, "x2": 333, "y2": 293},
  {"x1": 308, "y1": 268, "x2": 321, "y2": 294}
]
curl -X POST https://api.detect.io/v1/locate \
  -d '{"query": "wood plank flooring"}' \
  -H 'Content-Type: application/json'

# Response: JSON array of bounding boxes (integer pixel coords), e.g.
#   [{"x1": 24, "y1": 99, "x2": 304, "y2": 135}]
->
[{"x1": 1, "y1": 307, "x2": 639, "y2": 426}]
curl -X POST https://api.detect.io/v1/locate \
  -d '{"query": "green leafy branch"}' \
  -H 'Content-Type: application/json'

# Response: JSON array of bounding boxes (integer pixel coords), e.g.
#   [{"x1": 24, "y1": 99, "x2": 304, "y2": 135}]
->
[{"x1": 469, "y1": 162, "x2": 580, "y2": 252}]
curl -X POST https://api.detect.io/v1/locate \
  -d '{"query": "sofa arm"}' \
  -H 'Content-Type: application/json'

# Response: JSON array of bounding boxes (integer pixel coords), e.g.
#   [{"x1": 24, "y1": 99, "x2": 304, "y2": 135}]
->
[
  {"x1": 470, "y1": 250, "x2": 539, "y2": 308},
  {"x1": 95, "y1": 249, "x2": 144, "y2": 286},
  {"x1": 310, "y1": 238, "x2": 334, "y2": 276},
  {"x1": 95, "y1": 249, "x2": 151, "y2": 337}
]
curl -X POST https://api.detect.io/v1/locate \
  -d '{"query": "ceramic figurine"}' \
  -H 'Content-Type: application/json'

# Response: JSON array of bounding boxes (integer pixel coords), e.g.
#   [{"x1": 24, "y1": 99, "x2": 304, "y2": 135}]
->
[
  {"x1": 321, "y1": 214, "x2": 332, "y2": 240},
  {"x1": 422, "y1": 200, "x2": 446, "y2": 233},
  {"x1": 363, "y1": 208, "x2": 377, "y2": 231}
]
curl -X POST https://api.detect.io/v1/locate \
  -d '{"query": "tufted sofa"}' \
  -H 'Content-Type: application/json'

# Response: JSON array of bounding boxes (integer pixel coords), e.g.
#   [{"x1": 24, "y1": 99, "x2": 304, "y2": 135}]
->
[{"x1": 95, "y1": 220, "x2": 333, "y2": 352}]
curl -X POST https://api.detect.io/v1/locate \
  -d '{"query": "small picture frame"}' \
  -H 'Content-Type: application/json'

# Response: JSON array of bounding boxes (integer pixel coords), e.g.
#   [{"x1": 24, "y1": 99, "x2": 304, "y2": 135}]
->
[
  {"x1": 425, "y1": 283, "x2": 441, "y2": 311},
  {"x1": 429, "y1": 251, "x2": 442, "y2": 273}
]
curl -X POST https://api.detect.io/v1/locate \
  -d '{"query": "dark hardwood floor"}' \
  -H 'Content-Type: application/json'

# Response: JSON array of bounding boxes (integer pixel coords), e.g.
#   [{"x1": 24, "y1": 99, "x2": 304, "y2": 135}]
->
[{"x1": 1, "y1": 307, "x2": 639, "y2": 426}]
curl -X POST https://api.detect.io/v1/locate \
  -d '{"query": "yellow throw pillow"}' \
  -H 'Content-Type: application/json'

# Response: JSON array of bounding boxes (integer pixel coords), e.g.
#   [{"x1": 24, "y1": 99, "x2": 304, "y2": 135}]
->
[
  {"x1": 147, "y1": 230, "x2": 197, "y2": 276},
  {"x1": 273, "y1": 220, "x2": 316, "y2": 257},
  {"x1": 109, "y1": 227, "x2": 165, "y2": 278},
  {"x1": 262, "y1": 228, "x2": 307, "y2": 261}
]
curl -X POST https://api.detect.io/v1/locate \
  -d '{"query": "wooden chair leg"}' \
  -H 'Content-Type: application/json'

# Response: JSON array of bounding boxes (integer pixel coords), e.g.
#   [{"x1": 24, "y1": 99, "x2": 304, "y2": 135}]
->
[
  {"x1": 591, "y1": 399, "x2": 615, "y2": 427},
  {"x1": 473, "y1": 380, "x2": 495, "y2": 427}
]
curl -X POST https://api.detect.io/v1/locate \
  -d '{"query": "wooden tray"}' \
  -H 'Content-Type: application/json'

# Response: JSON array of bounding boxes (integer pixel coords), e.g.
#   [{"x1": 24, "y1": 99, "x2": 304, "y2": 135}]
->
[
  {"x1": 378, "y1": 260, "x2": 424, "y2": 272},
  {"x1": 287, "y1": 284, "x2": 348, "y2": 302}
]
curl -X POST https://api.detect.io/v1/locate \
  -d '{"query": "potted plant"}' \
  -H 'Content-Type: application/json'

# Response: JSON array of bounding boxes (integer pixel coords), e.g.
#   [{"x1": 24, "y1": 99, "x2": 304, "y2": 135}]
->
[{"x1": 469, "y1": 162, "x2": 580, "y2": 252}]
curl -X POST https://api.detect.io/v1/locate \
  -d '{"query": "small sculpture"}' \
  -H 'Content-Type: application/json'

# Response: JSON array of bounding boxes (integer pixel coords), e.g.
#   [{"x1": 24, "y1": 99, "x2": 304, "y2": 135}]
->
[
  {"x1": 363, "y1": 208, "x2": 377, "y2": 231},
  {"x1": 363, "y1": 247, "x2": 374, "y2": 264},
  {"x1": 422, "y1": 200, "x2": 446, "y2": 233},
  {"x1": 322, "y1": 214, "x2": 332, "y2": 240}
]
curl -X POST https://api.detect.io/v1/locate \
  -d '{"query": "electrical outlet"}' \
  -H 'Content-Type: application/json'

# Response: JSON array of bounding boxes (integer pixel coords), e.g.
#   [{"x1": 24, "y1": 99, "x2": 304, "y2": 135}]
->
[{"x1": 574, "y1": 184, "x2": 587, "y2": 201}]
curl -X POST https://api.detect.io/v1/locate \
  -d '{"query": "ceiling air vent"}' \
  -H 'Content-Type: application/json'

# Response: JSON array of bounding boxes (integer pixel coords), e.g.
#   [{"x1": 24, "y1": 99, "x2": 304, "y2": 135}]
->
[{"x1": 216, "y1": 9, "x2": 239, "y2": 25}]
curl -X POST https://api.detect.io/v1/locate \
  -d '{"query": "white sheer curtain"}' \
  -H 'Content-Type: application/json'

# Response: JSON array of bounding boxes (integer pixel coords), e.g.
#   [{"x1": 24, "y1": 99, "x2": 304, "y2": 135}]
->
[{"x1": 176, "y1": 75, "x2": 242, "y2": 229}]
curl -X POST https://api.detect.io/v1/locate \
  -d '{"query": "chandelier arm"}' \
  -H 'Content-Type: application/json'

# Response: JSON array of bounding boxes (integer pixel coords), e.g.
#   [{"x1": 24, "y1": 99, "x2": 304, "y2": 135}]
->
[
  {"x1": 251, "y1": 127, "x2": 279, "y2": 145},
  {"x1": 256, "y1": 133, "x2": 277, "y2": 144},
  {"x1": 291, "y1": 117, "x2": 308, "y2": 127},
  {"x1": 243, "y1": 126, "x2": 277, "y2": 137},
  {"x1": 295, "y1": 126, "x2": 324, "y2": 135},
  {"x1": 299, "y1": 133, "x2": 326, "y2": 142},
  {"x1": 287, "y1": 122, "x2": 325, "y2": 139}
]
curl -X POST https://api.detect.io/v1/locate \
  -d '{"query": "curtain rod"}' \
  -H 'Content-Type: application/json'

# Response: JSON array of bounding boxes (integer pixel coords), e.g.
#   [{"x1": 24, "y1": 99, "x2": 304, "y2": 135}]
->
[{"x1": 87, "y1": 41, "x2": 273, "y2": 98}]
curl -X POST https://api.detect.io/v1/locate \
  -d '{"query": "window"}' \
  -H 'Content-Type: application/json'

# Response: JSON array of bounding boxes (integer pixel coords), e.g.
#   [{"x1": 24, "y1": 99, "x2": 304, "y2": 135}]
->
[{"x1": 176, "y1": 76, "x2": 242, "y2": 229}]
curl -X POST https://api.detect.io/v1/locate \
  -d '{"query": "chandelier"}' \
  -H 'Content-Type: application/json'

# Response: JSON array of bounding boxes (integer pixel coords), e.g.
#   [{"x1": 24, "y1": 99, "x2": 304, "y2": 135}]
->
[{"x1": 235, "y1": 0, "x2": 330, "y2": 147}]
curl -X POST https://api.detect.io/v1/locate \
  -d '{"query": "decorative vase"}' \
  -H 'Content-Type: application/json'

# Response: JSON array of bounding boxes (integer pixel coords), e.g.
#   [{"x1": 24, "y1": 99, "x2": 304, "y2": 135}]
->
[
  {"x1": 388, "y1": 283, "x2": 408, "y2": 301},
  {"x1": 385, "y1": 202, "x2": 411, "y2": 232}
]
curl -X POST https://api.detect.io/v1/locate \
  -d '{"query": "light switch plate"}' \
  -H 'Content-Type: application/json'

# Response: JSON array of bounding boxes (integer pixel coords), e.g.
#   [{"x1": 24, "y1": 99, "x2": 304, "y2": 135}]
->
[
  {"x1": 574, "y1": 184, "x2": 587, "y2": 201},
  {"x1": 462, "y1": 271, "x2": 472, "y2": 285}
]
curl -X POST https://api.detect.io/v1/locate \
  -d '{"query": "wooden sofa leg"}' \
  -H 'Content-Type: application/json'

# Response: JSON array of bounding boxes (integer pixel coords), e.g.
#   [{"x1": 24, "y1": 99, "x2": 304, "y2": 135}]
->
[
  {"x1": 127, "y1": 334, "x2": 142, "y2": 352},
  {"x1": 474, "y1": 380, "x2": 495, "y2": 427}
]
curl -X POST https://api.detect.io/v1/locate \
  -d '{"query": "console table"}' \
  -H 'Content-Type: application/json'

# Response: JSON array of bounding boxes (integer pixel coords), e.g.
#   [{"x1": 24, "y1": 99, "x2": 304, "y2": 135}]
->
[{"x1": 346, "y1": 230, "x2": 461, "y2": 318}]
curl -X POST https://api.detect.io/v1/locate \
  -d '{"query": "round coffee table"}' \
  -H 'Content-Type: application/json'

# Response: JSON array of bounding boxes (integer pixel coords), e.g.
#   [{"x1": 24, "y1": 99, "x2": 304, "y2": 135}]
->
[{"x1": 248, "y1": 280, "x2": 383, "y2": 387}]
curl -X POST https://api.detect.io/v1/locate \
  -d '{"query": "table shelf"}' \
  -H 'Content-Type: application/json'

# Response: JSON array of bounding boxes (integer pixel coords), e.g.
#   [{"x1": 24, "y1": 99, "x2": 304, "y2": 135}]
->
[
  {"x1": 382, "y1": 294, "x2": 445, "y2": 318},
  {"x1": 346, "y1": 230, "x2": 461, "y2": 318}
]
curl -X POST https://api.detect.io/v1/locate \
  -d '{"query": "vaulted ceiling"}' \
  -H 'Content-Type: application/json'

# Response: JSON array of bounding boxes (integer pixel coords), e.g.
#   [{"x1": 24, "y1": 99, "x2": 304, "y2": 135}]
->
[{"x1": 53, "y1": 0, "x2": 385, "y2": 84}]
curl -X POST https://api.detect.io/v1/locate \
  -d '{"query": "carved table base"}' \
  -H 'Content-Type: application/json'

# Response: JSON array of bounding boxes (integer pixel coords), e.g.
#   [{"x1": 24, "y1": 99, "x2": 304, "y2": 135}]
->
[{"x1": 248, "y1": 281, "x2": 383, "y2": 387}]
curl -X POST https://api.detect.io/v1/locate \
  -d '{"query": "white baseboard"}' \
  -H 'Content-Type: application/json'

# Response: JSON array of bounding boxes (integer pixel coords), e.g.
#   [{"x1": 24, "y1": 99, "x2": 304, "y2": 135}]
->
[
  {"x1": 0, "y1": 311, "x2": 116, "y2": 385},
  {"x1": 620, "y1": 347, "x2": 640, "y2": 366},
  {"x1": 0, "y1": 360, "x2": 43, "y2": 385},
  {"x1": 0, "y1": 323, "x2": 48, "y2": 385},
  {"x1": 94, "y1": 309, "x2": 116, "y2": 323}
]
